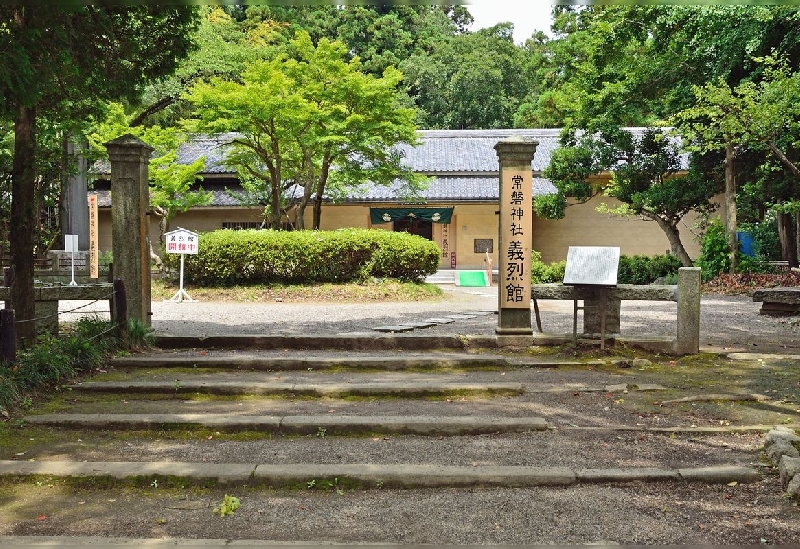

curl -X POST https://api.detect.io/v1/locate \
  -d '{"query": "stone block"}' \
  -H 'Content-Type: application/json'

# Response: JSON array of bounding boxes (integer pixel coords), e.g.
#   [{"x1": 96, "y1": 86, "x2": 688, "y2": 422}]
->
[
  {"x1": 676, "y1": 267, "x2": 701, "y2": 354},
  {"x1": 583, "y1": 297, "x2": 620, "y2": 334},
  {"x1": 765, "y1": 427, "x2": 800, "y2": 446},
  {"x1": 767, "y1": 440, "x2": 800, "y2": 465},
  {"x1": 779, "y1": 456, "x2": 800, "y2": 490},
  {"x1": 787, "y1": 474, "x2": 800, "y2": 497}
]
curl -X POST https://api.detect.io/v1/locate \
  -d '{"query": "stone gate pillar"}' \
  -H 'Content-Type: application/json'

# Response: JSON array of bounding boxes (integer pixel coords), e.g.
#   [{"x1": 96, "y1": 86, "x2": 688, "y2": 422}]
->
[
  {"x1": 494, "y1": 136, "x2": 538, "y2": 339},
  {"x1": 106, "y1": 135, "x2": 153, "y2": 327}
]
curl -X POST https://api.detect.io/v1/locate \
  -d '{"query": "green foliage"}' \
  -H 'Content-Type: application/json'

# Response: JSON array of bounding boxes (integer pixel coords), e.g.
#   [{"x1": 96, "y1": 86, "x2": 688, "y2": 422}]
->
[
  {"x1": 530, "y1": 250, "x2": 566, "y2": 284},
  {"x1": 744, "y1": 215, "x2": 782, "y2": 262},
  {"x1": 213, "y1": 494, "x2": 241, "y2": 517},
  {"x1": 127, "y1": 319, "x2": 156, "y2": 351},
  {"x1": 0, "y1": 317, "x2": 124, "y2": 412},
  {"x1": 184, "y1": 229, "x2": 440, "y2": 285},
  {"x1": 531, "y1": 250, "x2": 681, "y2": 285},
  {"x1": 184, "y1": 30, "x2": 423, "y2": 231},
  {"x1": 543, "y1": 126, "x2": 716, "y2": 266},
  {"x1": 696, "y1": 219, "x2": 731, "y2": 281},
  {"x1": 617, "y1": 254, "x2": 682, "y2": 285}
]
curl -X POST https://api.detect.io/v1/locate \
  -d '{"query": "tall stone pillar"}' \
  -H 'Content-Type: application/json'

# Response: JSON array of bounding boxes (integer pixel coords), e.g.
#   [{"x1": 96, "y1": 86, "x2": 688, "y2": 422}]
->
[
  {"x1": 106, "y1": 135, "x2": 153, "y2": 327},
  {"x1": 61, "y1": 137, "x2": 90, "y2": 249},
  {"x1": 494, "y1": 136, "x2": 538, "y2": 338}
]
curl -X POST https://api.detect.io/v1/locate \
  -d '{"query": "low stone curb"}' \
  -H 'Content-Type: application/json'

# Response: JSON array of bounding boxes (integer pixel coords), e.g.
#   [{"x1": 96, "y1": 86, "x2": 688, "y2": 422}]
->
[
  {"x1": 68, "y1": 380, "x2": 525, "y2": 398},
  {"x1": 108, "y1": 353, "x2": 516, "y2": 370},
  {"x1": 0, "y1": 460, "x2": 760, "y2": 489},
  {"x1": 22, "y1": 413, "x2": 549, "y2": 436},
  {"x1": 764, "y1": 426, "x2": 800, "y2": 498}
]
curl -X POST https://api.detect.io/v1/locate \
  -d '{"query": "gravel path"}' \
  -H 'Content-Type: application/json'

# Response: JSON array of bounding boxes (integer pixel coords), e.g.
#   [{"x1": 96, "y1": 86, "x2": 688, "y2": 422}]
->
[{"x1": 61, "y1": 285, "x2": 800, "y2": 353}]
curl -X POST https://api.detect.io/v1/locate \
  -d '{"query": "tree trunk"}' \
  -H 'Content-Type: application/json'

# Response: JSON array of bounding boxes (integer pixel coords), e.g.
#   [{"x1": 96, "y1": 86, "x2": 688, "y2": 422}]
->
[
  {"x1": 270, "y1": 178, "x2": 282, "y2": 230},
  {"x1": 649, "y1": 213, "x2": 694, "y2": 267},
  {"x1": 724, "y1": 140, "x2": 738, "y2": 273},
  {"x1": 778, "y1": 212, "x2": 799, "y2": 268},
  {"x1": 294, "y1": 151, "x2": 315, "y2": 231},
  {"x1": 10, "y1": 103, "x2": 37, "y2": 348},
  {"x1": 312, "y1": 158, "x2": 331, "y2": 231}
]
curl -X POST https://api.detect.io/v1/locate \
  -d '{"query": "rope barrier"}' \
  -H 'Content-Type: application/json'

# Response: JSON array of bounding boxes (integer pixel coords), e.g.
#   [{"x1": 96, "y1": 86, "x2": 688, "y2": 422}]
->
[{"x1": 7, "y1": 290, "x2": 116, "y2": 325}]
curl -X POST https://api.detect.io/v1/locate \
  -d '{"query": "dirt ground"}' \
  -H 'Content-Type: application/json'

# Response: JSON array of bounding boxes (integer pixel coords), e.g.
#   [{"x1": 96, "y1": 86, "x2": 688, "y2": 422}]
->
[{"x1": 1, "y1": 288, "x2": 798, "y2": 545}]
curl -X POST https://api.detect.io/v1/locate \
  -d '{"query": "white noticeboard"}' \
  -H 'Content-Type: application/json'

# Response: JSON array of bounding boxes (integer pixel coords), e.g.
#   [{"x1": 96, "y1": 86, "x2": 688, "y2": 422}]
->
[
  {"x1": 164, "y1": 228, "x2": 199, "y2": 303},
  {"x1": 65, "y1": 234, "x2": 79, "y2": 286}
]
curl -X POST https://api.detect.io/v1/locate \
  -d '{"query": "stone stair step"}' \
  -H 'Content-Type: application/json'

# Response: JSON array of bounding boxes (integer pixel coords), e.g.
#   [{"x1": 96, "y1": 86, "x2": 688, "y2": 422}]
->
[
  {"x1": 154, "y1": 334, "x2": 476, "y2": 351},
  {"x1": 67, "y1": 380, "x2": 525, "y2": 398},
  {"x1": 23, "y1": 413, "x2": 549, "y2": 436},
  {"x1": 0, "y1": 460, "x2": 760, "y2": 489},
  {"x1": 107, "y1": 352, "x2": 592, "y2": 371}
]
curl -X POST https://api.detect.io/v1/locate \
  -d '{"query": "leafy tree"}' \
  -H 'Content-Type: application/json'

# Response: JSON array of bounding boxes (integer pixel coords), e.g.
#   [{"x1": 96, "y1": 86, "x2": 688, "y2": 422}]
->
[
  {"x1": 676, "y1": 55, "x2": 800, "y2": 268},
  {"x1": 87, "y1": 103, "x2": 211, "y2": 269},
  {"x1": 401, "y1": 23, "x2": 531, "y2": 129},
  {"x1": 131, "y1": 7, "x2": 283, "y2": 129},
  {"x1": 185, "y1": 31, "x2": 424, "y2": 231},
  {"x1": 542, "y1": 126, "x2": 717, "y2": 266},
  {"x1": 0, "y1": 6, "x2": 198, "y2": 346},
  {"x1": 242, "y1": 5, "x2": 470, "y2": 77}
]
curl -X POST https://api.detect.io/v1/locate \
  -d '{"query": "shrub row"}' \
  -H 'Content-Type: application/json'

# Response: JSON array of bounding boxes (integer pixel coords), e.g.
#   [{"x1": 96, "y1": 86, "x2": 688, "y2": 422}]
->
[
  {"x1": 530, "y1": 251, "x2": 681, "y2": 285},
  {"x1": 183, "y1": 228, "x2": 441, "y2": 285}
]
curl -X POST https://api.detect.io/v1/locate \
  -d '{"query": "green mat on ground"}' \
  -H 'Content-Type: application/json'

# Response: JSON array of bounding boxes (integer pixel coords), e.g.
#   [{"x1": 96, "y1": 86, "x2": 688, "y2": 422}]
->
[{"x1": 458, "y1": 271, "x2": 488, "y2": 287}]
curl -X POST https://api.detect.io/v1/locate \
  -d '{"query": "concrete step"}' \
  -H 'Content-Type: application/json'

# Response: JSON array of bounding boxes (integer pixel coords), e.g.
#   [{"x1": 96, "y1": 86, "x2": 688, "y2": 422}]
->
[
  {"x1": 153, "y1": 333, "x2": 488, "y2": 351},
  {"x1": 66, "y1": 380, "x2": 525, "y2": 398},
  {"x1": 107, "y1": 351, "x2": 593, "y2": 370},
  {"x1": 23, "y1": 413, "x2": 549, "y2": 436},
  {"x1": 0, "y1": 460, "x2": 760, "y2": 489}
]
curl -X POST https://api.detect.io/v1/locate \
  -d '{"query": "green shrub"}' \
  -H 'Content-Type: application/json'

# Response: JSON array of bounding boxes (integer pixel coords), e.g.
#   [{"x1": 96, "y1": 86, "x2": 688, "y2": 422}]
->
[
  {"x1": 531, "y1": 250, "x2": 680, "y2": 285},
  {"x1": 617, "y1": 254, "x2": 681, "y2": 284},
  {"x1": 530, "y1": 251, "x2": 566, "y2": 284},
  {"x1": 0, "y1": 317, "x2": 127, "y2": 413},
  {"x1": 696, "y1": 219, "x2": 731, "y2": 281},
  {"x1": 184, "y1": 228, "x2": 440, "y2": 285}
]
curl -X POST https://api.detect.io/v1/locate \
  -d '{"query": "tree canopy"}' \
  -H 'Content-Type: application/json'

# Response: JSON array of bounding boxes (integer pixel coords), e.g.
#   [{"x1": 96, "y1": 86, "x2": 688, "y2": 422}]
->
[
  {"x1": 0, "y1": 5, "x2": 199, "y2": 345},
  {"x1": 184, "y1": 31, "x2": 424, "y2": 231}
]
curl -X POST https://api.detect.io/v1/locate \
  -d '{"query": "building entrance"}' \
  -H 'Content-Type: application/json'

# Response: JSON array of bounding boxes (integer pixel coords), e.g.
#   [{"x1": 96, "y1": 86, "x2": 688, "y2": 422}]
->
[{"x1": 394, "y1": 218, "x2": 433, "y2": 240}]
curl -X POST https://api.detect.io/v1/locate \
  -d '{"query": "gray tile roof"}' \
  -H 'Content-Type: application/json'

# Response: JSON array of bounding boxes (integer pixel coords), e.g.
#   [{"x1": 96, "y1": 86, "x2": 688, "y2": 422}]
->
[
  {"x1": 340, "y1": 176, "x2": 557, "y2": 202},
  {"x1": 397, "y1": 129, "x2": 562, "y2": 173},
  {"x1": 172, "y1": 129, "x2": 563, "y2": 176},
  {"x1": 93, "y1": 128, "x2": 683, "y2": 206}
]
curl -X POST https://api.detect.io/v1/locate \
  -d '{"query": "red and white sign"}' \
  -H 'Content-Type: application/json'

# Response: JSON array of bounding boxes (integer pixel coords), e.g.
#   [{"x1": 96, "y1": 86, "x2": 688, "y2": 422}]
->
[{"x1": 164, "y1": 228, "x2": 199, "y2": 255}]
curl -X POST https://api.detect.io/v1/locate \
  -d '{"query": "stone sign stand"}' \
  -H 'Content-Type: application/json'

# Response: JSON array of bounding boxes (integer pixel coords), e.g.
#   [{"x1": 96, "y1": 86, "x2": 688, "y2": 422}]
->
[
  {"x1": 105, "y1": 135, "x2": 153, "y2": 327},
  {"x1": 494, "y1": 136, "x2": 538, "y2": 343}
]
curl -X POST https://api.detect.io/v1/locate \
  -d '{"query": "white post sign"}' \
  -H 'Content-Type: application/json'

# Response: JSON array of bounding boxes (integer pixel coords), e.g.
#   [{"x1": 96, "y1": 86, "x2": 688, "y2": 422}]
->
[
  {"x1": 65, "y1": 234, "x2": 79, "y2": 286},
  {"x1": 164, "y1": 228, "x2": 199, "y2": 303}
]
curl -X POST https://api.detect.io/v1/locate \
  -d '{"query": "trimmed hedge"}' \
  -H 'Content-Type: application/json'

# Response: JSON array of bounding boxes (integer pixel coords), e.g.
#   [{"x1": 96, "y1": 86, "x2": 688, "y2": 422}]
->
[
  {"x1": 183, "y1": 228, "x2": 441, "y2": 285},
  {"x1": 617, "y1": 254, "x2": 682, "y2": 285},
  {"x1": 530, "y1": 251, "x2": 681, "y2": 285}
]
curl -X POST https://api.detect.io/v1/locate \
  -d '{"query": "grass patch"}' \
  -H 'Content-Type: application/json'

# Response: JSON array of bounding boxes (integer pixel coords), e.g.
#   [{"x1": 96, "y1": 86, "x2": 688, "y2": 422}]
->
[{"x1": 151, "y1": 278, "x2": 444, "y2": 303}]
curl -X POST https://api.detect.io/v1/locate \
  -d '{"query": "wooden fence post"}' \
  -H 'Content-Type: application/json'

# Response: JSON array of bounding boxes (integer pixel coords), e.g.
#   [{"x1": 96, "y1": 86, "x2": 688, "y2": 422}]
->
[
  {"x1": 0, "y1": 308, "x2": 16, "y2": 364},
  {"x1": 113, "y1": 278, "x2": 128, "y2": 346}
]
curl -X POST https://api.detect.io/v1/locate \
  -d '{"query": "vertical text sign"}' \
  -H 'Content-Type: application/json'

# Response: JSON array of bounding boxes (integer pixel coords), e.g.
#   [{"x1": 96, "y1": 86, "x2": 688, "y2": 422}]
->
[
  {"x1": 500, "y1": 170, "x2": 532, "y2": 308},
  {"x1": 88, "y1": 194, "x2": 99, "y2": 279}
]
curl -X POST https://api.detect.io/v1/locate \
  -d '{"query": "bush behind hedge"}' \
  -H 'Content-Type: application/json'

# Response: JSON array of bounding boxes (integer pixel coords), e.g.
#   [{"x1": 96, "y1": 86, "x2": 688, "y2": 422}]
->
[
  {"x1": 531, "y1": 251, "x2": 681, "y2": 285},
  {"x1": 183, "y1": 229, "x2": 441, "y2": 285}
]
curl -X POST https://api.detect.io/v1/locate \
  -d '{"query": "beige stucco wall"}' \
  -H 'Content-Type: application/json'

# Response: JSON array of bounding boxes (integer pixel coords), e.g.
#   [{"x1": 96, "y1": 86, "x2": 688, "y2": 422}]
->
[
  {"x1": 98, "y1": 195, "x2": 706, "y2": 271},
  {"x1": 532, "y1": 195, "x2": 704, "y2": 264}
]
